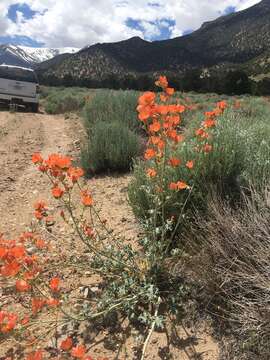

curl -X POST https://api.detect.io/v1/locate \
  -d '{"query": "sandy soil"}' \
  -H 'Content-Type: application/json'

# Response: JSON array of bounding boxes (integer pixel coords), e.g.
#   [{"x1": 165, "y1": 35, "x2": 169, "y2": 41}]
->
[{"x1": 0, "y1": 109, "x2": 219, "y2": 359}]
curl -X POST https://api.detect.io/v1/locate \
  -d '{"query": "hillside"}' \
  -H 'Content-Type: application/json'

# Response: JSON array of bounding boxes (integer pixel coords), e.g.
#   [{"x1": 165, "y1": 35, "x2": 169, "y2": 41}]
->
[
  {"x1": 0, "y1": 45, "x2": 80, "y2": 68},
  {"x1": 37, "y1": 0, "x2": 270, "y2": 82}
]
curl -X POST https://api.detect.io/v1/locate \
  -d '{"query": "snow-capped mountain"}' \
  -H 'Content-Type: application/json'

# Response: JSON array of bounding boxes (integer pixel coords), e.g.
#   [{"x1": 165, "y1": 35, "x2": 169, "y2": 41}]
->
[{"x1": 0, "y1": 44, "x2": 80, "y2": 68}]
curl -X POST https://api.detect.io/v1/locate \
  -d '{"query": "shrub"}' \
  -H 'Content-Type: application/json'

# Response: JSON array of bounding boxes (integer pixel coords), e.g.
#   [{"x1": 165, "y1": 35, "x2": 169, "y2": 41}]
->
[
  {"x1": 81, "y1": 121, "x2": 141, "y2": 173},
  {"x1": 43, "y1": 87, "x2": 92, "y2": 114},
  {"x1": 190, "y1": 189, "x2": 270, "y2": 359},
  {"x1": 1, "y1": 78, "x2": 203, "y2": 358},
  {"x1": 83, "y1": 89, "x2": 140, "y2": 132},
  {"x1": 129, "y1": 99, "x2": 270, "y2": 224},
  {"x1": 45, "y1": 93, "x2": 86, "y2": 114}
]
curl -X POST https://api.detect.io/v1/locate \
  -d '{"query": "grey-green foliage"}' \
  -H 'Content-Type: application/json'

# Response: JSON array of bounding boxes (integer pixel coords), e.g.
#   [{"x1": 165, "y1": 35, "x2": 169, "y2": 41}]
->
[
  {"x1": 81, "y1": 89, "x2": 142, "y2": 174},
  {"x1": 81, "y1": 121, "x2": 141, "y2": 174},
  {"x1": 44, "y1": 87, "x2": 92, "y2": 114},
  {"x1": 129, "y1": 97, "x2": 270, "y2": 222},
  {"x1": 83, "y1": 89, "x2": 140, "y2": 132}
]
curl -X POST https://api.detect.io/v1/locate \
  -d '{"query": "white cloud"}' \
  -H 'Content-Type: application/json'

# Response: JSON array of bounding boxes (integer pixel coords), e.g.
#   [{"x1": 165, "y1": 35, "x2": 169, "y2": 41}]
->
[{"x1": 0, "y1": 0, "x2": 262, "y2": 47}]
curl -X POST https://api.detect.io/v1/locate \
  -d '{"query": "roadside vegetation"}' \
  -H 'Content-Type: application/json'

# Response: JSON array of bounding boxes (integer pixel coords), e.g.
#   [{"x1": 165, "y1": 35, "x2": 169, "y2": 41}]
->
[
  {"x1": 40, "y1": 86, "x2": 93, "y2": 114},
  {"x1": 81, "y1": 90, "x2": 142, "y2": 173},
  {"x1": 3, "y1": 79, "x2": 268, "y2": 358}
]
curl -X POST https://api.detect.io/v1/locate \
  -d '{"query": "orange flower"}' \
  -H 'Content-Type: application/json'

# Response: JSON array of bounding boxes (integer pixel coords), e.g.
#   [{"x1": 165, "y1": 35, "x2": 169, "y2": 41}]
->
[
  {"x1": 204, "y1": 111, "x2": 216, "y2": 118},
  {"x1": 26, "y1": 350, "x2": 43, "y2": 360},
  {"x1": 137, "y1": 105, "x2": 153, "y2": 122},
  {"x1": 165, "y1": 87, "x2": 174, "y2": 96},
  {"x1": 32, "y1": 153, "x2": 43, "y2": 164},
  {"x1": 176, "y1": 181, "x2": 189, "y2": 190},
  {"x1": 153, "y1": 104, "x2": 169, "y2": 115},
  {"x1": 16, "y1": 280, "x2": 31, "y2": 292},
  {"x1": 217, "y1": 100, "x2": 227, "y2": 110},
  {"x1": 1, "y1": 260, "x2": 21, "y2": 277},
  {"x1": 60, "y1": 337, "x2": 73, "y2": 351},
  {"x1": 144, "y1": 148, "x2": 156, "y2": 160},
  {"x1": 81, "y1": 191, "x2": 93, "y2": 207},
  {"x1": 138, "y1": 92, "x2": 155, "y2": 106},
  {"x1": 35, "y1": 239, "x2": 46, "y2": 249},
  {"x1": 149, "y1": 136, "x2": 161, "y2": 145},
  {"x1": 168, "y1": 158, "x2": 181, "y2": 167},
  {"x1": 46, "y1": 298, "x2": 60, "y2": 307},
  {"x1": 146, "y1": 168, "x2": 157, "y2": 177},
  {"x1": 71, "y1": 345, "x2": 86, "y2": 358},
  {"x1": 0, "y1": 247, "x2": 7, "y2": 259},
  {"x1": 34, "y1": 201, "x2": 47, "y2": 211},
  {"x1": 42, "y1": 154, "x2": 72, "y2": 177},
  {"x1": 32, "y1": 298, "x2": 45, "y2": 315},
  {"x1": 213, "y1": 107, "x2": 223, "y2": 116},
  {"x1": 10, "y1": 245, "x2": 25, "y2": 259},
  {"x1": 186, "y1": 160, "x2": 194, "y2": 169},
  {"x1": 168, "y1": 104, "x2": 185, "y2": 113},
  {"x1": 50, "y1": 277, "x2": 60, "y2": 292},
  {"x1": 155, "y1": 75, "x2": 168, "y2": 89},
  {"x1": 167, "y1": 130, "x2": 184, "y2": 143},
  {"x1": 168, "y1": 115, "x2": 181, "y2": 126},
  {"x1": 34, "y1": 210, "x2": 43, "y2": 220},
  {"x1": 68, "y1": 167, "x2": 84, "y2": 182},
  {"x1": 1, "y1": 312, "x2": 17, "y2": 333},
  {"x1": 202, "y1": 118, "x2": 216, "y2": 128},
  {"x1": 169, "y1": 181, "x2": 189, "y2": 191},
  {"x1": 52, "y1": 186, "x2": 64, "y2": 199},
  {"x1": 149, "y1": 121, "x2": 161, "y2": 133},
  {"x1": 157, "y1": 139, "x2": 165, "y2": 149},
  {"x1": 0, "y1": 310, "x2": 6, "y2": 323},
  {"x1": 195, "y1": 128, "x2": 209, "y2": 139}
]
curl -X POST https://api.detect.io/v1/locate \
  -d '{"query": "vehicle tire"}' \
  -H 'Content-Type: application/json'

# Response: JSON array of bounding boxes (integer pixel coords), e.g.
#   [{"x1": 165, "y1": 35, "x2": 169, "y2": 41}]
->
[{"x1": 30, "y1": 103, "x2": 39, "y2": 113}]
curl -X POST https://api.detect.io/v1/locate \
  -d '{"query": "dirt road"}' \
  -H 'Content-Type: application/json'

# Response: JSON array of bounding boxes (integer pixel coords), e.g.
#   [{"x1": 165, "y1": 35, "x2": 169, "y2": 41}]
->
[
  {"x1": 0, "y1": 111, "x2": 79, "y2": 236},
  {"x1": 0, "y1": 109, "x2": 139, "y2": 241},
  {"x1": 0, "y1": 110, "x2": 219, "y2": 359}
]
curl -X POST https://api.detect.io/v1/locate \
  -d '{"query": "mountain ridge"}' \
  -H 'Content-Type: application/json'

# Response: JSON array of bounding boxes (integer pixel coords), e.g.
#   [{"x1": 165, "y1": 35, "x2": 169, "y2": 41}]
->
[
  {"x1": 0, "y1": 45, "x2": 80, "y2": 68},
  {"x1": 37, "y1": 0, "x2": 270, "y2": 83}
]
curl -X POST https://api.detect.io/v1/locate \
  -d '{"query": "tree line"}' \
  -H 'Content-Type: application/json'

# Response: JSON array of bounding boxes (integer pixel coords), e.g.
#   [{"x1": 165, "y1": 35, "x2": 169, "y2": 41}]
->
[{"x1": 38, "y1": 70, "x2": 270, "y2": 96}]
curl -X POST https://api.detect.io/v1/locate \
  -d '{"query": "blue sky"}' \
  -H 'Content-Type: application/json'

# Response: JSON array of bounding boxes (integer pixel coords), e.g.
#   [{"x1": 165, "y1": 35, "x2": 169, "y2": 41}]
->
[{"x1": 0, "y1": 0, "x2": 261, "y2": 48}]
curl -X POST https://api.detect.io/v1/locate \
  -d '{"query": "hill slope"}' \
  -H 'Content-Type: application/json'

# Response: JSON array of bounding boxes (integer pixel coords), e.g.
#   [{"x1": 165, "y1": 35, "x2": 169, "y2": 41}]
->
[
  {"x1": 0, "y1": 45, "x2": 80, "y2": 68},
  {"x1": 38, "y1": 0, "x2": 270, "y2": 82}
]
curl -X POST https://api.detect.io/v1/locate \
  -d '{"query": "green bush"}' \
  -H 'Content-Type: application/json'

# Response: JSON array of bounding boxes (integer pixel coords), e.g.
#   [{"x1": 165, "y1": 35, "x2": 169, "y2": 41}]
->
[
  {"x1": 43, "y1": 87, "x2": 93, "y2": 114},
  {"x1": 45, "y1": 93, "x2": 86, "y2": 114},
  {"x1": 83, "y1": 90, "x2": 140, "y2": 132},
  {"x1": 128, "y1": 101, "x2": 270, "y2": 225},
  {"x1": 81, "y1": 121, "x2": 141, "y2": 174}
]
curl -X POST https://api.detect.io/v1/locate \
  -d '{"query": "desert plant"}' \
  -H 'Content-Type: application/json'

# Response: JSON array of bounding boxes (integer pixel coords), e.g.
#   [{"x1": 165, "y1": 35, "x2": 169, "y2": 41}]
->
[
  {"x1": 190, "y1": 188, "x2": 270, "y2": 359},
  {"x1": 81, "y1": 121, "x2": 141, "y2": 173},
  {"x1": 129, "y1": 99, "x2": 231, "y2": 224},
  {"x1": 1, "y1": 77, "x2": 207, "y2": 359},
  {"x1": 44, "y1": 87, "x2": 92, "y2": 114},
  {"x1": 83, "y1": 90, "x2": 140, "y2": 132},
  {"x1": 129, "y1": 98, "x2": 270, "y2": 223}
]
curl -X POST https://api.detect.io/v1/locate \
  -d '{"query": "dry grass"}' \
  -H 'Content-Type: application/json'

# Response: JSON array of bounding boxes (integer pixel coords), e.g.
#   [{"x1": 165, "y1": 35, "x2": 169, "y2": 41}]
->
[{"x1": 189, "y1": 188, "x2": 270, "y2": 359}]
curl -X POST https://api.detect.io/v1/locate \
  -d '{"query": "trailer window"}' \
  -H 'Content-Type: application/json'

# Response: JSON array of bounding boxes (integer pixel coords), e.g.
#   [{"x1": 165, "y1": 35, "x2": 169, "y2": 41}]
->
[{"x1": 0, "y1": 67, "x2": 38, "y2": 83}]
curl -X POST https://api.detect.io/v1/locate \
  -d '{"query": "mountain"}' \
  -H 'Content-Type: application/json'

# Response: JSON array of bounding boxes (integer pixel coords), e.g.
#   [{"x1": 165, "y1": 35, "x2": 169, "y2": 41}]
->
[
  {"x1": 37, "y1": 0, "x2": 270, "y2": 83},
  {"x1": 0, "y1": 45, "x2": 80, "y2": 68}
]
